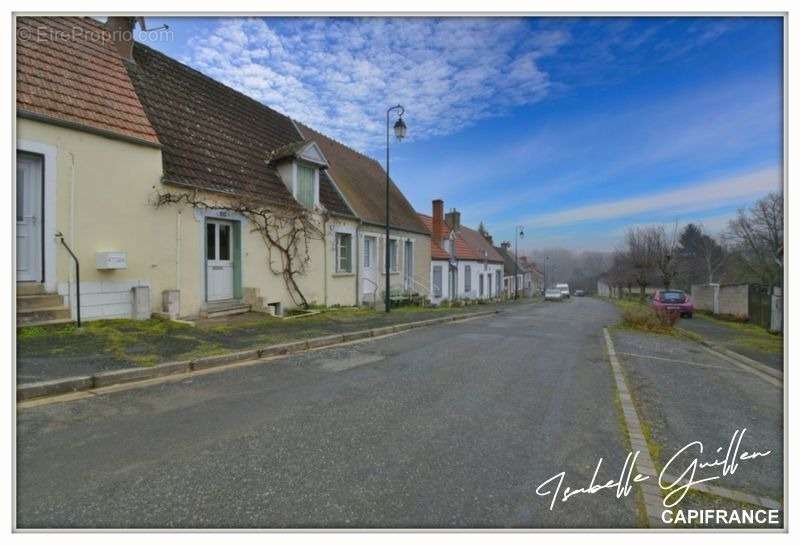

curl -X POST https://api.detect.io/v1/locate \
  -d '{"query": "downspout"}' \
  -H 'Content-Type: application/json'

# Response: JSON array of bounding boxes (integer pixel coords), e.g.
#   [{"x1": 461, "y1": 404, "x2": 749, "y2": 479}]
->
[
  {"x1": 355, "y1": 221, "x2": 361, "y2": 306},
  {"x1": 323, "y1": 215, "x2": 329, "y2": 307},
  {"x1": 176, "y1": 209, "x2": 182, "y2": 291},
  {"x1": 68, "y1": 151, "x2": 77, "y2": 318}
]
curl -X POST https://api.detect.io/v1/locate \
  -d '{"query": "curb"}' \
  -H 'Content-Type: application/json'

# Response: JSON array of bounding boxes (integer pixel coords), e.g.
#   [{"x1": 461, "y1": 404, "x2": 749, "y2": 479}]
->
[
  {"x1": 675, "y1": 326, "x2": 783, "y2": 381},
  {"x1": 17, "y1": 309, "x2": 500, "y2": 402}
]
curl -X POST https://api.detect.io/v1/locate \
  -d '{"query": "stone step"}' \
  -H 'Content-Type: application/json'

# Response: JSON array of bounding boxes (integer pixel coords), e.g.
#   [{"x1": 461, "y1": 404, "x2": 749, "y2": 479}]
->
[
  {"x1": 200, "y1": 302, "x2": 251, "y2": 319},
  {"x1": 17, "y1": 283, "x2": 46, "y2": 296},
  {"x1": 17, "y1": 307, "x2": 72, "y2": 326},
  {"x1": 16, "y1": 293, "x2": 65, "y2": 311}
]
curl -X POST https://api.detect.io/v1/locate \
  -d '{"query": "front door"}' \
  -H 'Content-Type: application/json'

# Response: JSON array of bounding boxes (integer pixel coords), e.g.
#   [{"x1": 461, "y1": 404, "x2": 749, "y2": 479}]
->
[
  {"x1": 16, "y1": 152, "x2": 43, "y2": 282},
  {"x1": 206, "y1": 219, "x2": 234, "y2": 301},
  {"x1": 361, "y1": 236, "x2": 378, "y2": 300}
]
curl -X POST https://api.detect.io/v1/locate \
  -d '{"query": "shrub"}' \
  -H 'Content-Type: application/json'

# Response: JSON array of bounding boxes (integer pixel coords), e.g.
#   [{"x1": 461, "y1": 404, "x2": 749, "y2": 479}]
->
[{"x1": 621, "y1": 305, "x2": 677, "y2": 333}]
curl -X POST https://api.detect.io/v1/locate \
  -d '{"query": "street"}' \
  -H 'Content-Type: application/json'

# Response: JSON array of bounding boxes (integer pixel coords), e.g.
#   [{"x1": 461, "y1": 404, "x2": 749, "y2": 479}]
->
[{"x1": 16, "y1": 298, "x2": 782, "y2": 528}]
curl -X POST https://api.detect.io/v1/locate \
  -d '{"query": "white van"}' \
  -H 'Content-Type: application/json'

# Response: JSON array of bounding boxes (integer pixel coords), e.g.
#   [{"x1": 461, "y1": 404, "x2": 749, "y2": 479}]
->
[{"x1": 555, "y1": 283, "x2": 570, "y2": 298}]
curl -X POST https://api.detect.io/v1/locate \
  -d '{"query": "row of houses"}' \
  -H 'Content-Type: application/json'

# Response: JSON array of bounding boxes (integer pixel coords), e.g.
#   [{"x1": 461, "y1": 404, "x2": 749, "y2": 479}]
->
[{"x1": 15, "y1": 16, "x2": 543, "y2": 326}]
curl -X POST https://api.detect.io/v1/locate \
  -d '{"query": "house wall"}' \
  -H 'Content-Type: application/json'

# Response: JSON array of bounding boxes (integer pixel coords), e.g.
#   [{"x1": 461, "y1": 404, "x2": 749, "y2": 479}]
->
[
  {"x1": 358, "y1": 224, "x2": 431, "y2": 303},
  {"x1": 17, "y1": 118, "x2": 358, "y2": 320},
  {"x1": 429, "y1": 259, "x2": 503, "y2": 304}
]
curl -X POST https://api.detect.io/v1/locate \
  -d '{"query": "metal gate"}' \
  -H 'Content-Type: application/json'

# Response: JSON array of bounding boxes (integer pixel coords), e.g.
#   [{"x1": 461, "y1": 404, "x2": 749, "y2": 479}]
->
[{"x1": 748, "y1": 284, "x2": 771, "y2": 329}]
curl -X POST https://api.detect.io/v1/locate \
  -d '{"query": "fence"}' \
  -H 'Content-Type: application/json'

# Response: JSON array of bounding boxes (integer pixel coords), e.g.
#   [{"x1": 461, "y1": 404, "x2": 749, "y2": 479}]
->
[{"x1": 691, "y1": 283, "x2": 782, "y2": 332}]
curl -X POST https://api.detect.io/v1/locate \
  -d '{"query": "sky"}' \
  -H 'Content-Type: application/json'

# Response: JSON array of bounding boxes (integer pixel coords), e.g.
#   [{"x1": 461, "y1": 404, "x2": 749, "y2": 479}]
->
[{"x1": 137, "y1": 16, "x2": 784, "y2": 252}]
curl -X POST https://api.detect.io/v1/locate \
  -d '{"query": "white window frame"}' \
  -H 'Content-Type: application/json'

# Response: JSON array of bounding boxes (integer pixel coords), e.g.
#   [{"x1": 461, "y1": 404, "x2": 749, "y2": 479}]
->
[
  {"x1": 432, "y1": 265, "x2": 443, "y2": 298},
  {"x1": 388, "y1": 237, "x2": 399, "y2": 273},
  {"x1": 335, "y1": 231, "x2": 353, "y2": 273}
]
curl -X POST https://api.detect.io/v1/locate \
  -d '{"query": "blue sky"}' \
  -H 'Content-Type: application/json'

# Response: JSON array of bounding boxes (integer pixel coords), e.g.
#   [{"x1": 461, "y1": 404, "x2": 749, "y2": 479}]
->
[{"x1": 138, "y1": 16, "x2": 783, "y2": 251}]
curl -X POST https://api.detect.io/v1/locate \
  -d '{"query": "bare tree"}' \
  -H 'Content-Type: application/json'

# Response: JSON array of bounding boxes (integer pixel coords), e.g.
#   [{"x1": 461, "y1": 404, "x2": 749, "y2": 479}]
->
[
  {"x1": 652, "y1": 222, "x2": 681, "y2": 290},
  {"x1": 726, "y1": 191, "x2": 783, "y2": 286},
  {"x1": 624, "y1": 226, "x2": 661, "y2": 300}
]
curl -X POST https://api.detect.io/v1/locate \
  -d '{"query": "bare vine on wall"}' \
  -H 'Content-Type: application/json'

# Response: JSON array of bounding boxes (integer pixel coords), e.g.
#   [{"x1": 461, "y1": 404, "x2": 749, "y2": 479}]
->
[{"x1": 152, "y1": 188, "x2": 325, "y2": 308}]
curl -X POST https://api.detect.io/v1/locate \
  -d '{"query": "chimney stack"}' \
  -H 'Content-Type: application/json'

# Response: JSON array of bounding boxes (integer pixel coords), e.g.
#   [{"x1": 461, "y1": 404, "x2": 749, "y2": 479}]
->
[
  {"x1": 445, "y1": 208, "x2": 461, "y2": 231},
  {"x1": 432, "y1": 199, "x2": 444, "y2": 244},
  {"x1": 105, "y1": 16, "x2": 138, "y2": 62}
]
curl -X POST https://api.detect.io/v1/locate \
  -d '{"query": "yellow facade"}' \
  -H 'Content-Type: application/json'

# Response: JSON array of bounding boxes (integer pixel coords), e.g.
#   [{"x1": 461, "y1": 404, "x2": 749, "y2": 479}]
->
[{"x1": 17, "y1": 117, "x2": 360, "y2": 319}]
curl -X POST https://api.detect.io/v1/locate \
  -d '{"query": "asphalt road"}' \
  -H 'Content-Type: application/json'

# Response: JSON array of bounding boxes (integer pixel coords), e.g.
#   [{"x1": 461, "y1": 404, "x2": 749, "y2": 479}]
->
[{"x1": 17, "y1": 298, "x2": 639, "y2": 529}]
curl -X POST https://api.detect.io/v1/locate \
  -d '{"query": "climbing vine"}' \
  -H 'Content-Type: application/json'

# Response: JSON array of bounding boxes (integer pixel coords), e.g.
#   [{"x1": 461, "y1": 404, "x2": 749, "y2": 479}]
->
[{"x1": 152, "y1": 188, "x2": 325, "y2": 308}]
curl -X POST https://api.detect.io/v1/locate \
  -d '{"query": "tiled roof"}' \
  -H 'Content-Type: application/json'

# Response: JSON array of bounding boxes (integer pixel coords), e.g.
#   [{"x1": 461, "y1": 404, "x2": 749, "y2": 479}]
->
[
  {"x1": 417, "y1": 214, "x2": 494, "y2": 262},
  {"x1": 297, "y1": 123, "x2": 429, "y2": 235},
  {"x1": 458, "y1": 226, "x2": 505, "y2": 264},
  {"x1": 16, "y1": 16, "x2": 159, "y2": 145},
  {"x1": 126, "y1": 42, "x2": 353, "y2": 217}
]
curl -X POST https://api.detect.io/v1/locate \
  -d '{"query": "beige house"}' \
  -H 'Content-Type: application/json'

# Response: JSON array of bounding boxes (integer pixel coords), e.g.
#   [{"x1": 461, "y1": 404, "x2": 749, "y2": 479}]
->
[{"x1": 15, "y1": 17, "x2": 428, "y2": 325}]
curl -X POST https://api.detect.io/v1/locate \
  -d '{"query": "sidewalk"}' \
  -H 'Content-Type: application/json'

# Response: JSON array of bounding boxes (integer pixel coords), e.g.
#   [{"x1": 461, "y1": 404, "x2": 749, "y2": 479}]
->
[
  {"x1": 17, "y1": 300, "x2": 535, "y2": 384},
  {"x1": 678, "y1": 313, "x2": 783, "y2": 371}
]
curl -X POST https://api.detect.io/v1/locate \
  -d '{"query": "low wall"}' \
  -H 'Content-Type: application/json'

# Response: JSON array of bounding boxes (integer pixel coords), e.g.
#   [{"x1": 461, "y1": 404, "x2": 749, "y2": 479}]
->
[
  {"x1": 718, "y1": 284, "x2": 749, "y2": 318},
  {"x1": 691, "y1": 284, "x2": 717, "y2": 312}
]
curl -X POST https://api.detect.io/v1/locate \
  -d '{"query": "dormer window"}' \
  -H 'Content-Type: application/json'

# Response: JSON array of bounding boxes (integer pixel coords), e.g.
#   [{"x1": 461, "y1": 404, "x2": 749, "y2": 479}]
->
[
  {"x1": 267, "y1": 140, "x2": 329, "y2": 210},
  {"x1": 295, "y1": 163, "x2": 317, "y2": 209}
]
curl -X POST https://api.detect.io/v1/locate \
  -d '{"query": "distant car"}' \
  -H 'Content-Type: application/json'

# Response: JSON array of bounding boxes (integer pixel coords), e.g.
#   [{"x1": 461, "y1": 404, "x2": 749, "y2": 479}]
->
[
  {"x1": 574, "y1": 289, "x2": 585, "y2": 297},
  {"x1": 651, "y1": 289, "x2": 693, "y2": 318},
  {"x1": 545, "y1": 288, "x2": 564, "y2": 301},
  {"x1": 555, "y1": 283, "x2": 570, "y2": 299}
]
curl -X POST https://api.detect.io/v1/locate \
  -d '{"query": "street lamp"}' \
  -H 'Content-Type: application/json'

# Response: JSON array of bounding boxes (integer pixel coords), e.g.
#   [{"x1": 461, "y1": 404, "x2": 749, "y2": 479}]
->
[
  {"x1": 385, "y1": 105, "x2": 406, "y2": 313},
  {"x1": 514, "y1": 225, "x2": 524, "y2": 299}
]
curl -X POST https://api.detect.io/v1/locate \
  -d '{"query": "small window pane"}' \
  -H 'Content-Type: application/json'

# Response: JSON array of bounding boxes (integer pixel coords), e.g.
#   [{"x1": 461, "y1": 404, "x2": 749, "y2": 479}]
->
[
  {"x1": 219, "y1": 224, "x2": 231, "y2": 260},
  {"x1": 206, "y1": 223, "x2": 216, "y2": 260},
  {"x1": 16, "y1": 164, "x2": 24, "y2": 222}
]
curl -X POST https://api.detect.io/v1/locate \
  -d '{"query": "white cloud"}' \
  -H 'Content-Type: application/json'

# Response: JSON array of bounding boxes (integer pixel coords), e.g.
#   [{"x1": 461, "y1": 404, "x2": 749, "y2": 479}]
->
[
  {"x1": 524, "y1": 166, "x2": 781, "y2": 228},
  {"x1": 183, "y1": 18, "x2": 568, "y2": 150}
]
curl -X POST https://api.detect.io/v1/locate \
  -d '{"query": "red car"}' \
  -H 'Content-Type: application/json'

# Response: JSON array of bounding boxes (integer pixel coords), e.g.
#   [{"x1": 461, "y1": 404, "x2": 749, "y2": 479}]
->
[{"x1": 652, "y1": 289, "x2": 693, "y2": 318}]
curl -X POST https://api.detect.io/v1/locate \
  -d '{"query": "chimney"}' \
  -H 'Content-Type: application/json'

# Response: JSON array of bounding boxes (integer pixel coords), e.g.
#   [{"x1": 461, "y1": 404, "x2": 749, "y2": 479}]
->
[
  {"x1": 432, "y1": 199, "x2": 444, "y2": 244},
  {"x1": 445, "y1": 208, "x2": 461, "y2": 231},
  {"x1": 501, "y1": 241, "x2": 511, "y2": 250},
  {"x1": 105, "y1": 17, "x2": 138, "y2": 62}
]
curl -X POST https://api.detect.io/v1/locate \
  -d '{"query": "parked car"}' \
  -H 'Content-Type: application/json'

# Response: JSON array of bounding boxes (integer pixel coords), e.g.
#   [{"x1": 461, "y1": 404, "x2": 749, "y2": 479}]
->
[
  {"x1": 574, "y1": 289, "x2": 585, "y2": 297},
  {"x1": 651, "y1": 289, "x2": 693, "y2": 318},
  {"x1": 545, "y1": 288, "x2": 564, "y2": 301},
  {"x1": 555, "y1": 283, "x2": 570, "y2": 298}
]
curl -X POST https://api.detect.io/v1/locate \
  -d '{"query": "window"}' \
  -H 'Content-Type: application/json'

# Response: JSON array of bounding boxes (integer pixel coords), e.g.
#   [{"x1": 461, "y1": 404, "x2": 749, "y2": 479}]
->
[
  {"x1": 388, "y1": 239, "x2": 398, "y2": 272},
  {"x1": 496, "y1": 270, "x2": 502, "y2": 296},
  {"x1": 218, "y1": 223, "x2": 231, "y2": 260},
  {"x1": 296, "y1": 164, "x2": 316, "y2": 208},
  {"x1": 363, "y1": 237, "x2": 373, "y2": 268},
  {"x1": 464, "y1": 265, "x2": 472, "y2": 293},
  {"x1": 433, "y1": 265, "x2": 443, "y2": 297},
  {"x1": 206, "y1": 223, "x2": 216, "y2": 260},
  {"x1": 336, "y1": 232, "x2": 352, "y2": 273},
  {"x1": 479, "y1": 274, "x2": 484, "y2": 296},
  {"x1": 488, "y1": 274, "x2": 492, "y2": 297}
]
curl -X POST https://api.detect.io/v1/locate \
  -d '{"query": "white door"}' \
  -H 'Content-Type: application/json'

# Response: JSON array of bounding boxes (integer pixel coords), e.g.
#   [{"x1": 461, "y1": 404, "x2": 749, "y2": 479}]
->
[
  {"x1": 17, "y1": 152, "x2": 43, "y2": 282},
  {"x1": 361, "y1": 236, "x2": 378, "y2": 300},
  {"x1": 206, "y1": 219, "x2": 234, "y2": 301}
]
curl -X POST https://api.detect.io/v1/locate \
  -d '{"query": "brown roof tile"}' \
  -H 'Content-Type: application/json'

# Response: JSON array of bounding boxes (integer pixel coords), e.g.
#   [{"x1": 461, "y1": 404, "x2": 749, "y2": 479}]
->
[
  {"x1": 417, "y1": 214, "x2": 500, "y2": 262},
  {"x1": 297, "y1": 123, "x2": 429, "y2": 235},
  {"x1": 16, "y1": 16, "x2": 159, "y2": 145},
  {"x1": 126, "y1": 42, "x2": 353, "y2": 216}
]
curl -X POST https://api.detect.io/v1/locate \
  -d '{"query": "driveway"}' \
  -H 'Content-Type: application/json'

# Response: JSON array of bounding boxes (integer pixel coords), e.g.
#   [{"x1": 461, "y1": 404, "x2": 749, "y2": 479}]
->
[{"x1": 17, "y1": 297, "x2": 639, "y2": 529}]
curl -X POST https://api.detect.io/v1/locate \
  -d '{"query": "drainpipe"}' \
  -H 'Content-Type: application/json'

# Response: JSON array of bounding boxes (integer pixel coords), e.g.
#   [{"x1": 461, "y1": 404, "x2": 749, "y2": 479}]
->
[{"x1": 323, "y1": 216, "x2": 329, "y2": 307}]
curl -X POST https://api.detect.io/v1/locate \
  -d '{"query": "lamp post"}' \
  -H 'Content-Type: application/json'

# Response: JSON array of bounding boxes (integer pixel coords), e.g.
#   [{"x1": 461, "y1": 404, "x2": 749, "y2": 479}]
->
[
  {"x1": 544, "y1": 255, "x2": 550, "y2": 293},
  {"x1": 385, "y1": 105, "x2": 406, "y2": 313},
  {"x1": 514, "y1": 225, "x2": 524, "y2": 299}
]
